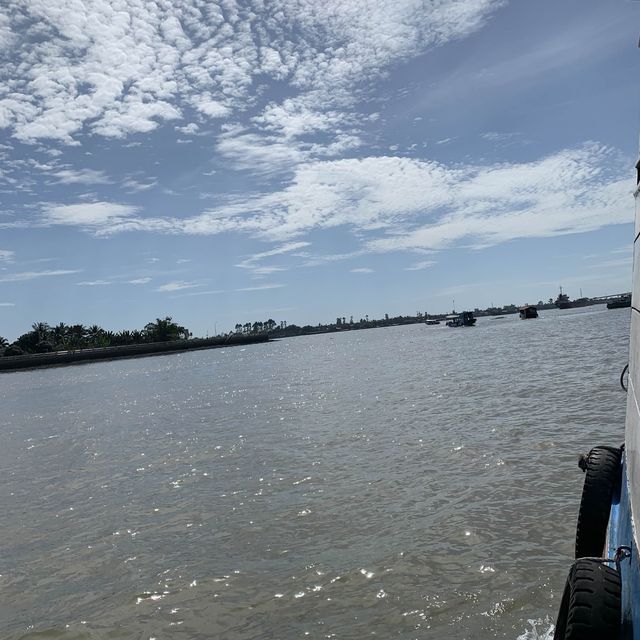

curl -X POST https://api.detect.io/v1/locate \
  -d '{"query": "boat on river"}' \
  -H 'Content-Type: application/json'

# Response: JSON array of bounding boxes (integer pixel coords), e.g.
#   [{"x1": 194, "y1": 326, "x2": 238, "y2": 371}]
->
[
  {"x1": 445, "y1": 311, "x2": 476, "y2": 327},
  {"x1": 554, "y1": 287, "x2": 591, "y2": 310},
  {"x1": 608, "y1": 294, "x2": 632, "y2": 310},
  {"x1": 552, "y1": 96, "x2": 640, "y2": 638},
  {"x1": 554, "y1": 287, "x2": 572, "y2": 309},
  {"x1": 518, "y1": 305, "x2": 538, "y2": 319}
]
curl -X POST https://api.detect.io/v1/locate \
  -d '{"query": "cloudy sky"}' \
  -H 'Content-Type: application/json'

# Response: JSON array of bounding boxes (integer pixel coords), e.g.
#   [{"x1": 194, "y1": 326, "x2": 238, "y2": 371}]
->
[{"x1": 0, "y1": 0, "x2": 638, "y2": 339}]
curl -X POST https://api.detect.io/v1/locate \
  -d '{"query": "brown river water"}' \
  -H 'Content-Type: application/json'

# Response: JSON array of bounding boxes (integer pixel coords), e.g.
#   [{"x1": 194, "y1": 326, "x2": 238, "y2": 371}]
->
[{"x1": 0, "y1": 306, "x2": 630, "y2": 639}]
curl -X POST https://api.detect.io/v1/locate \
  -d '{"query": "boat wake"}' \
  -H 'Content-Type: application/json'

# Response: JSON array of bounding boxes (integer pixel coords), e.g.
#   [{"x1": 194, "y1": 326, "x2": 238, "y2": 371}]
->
[{"x1": 515, "y1": 618, "x2": 554, "y2": 640}]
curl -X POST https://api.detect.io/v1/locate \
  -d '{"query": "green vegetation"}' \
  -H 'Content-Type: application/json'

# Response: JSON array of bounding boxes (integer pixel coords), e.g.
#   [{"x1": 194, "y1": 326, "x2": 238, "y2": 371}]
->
[
  {"x1": 2, "y1": 317, "x2": 190, "y2": 356},
  {"x1": 232, "y1": 313, "x2": 429, "y2": 338},
  {"x1": 233, "y1": 319, "x2": 277, "y2": 334}
]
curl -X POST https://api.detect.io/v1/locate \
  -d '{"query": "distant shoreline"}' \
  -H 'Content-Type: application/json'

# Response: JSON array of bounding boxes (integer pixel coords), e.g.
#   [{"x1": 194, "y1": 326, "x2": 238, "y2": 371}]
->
[{"x1": 0, "y1": 334, "x2": 269, "y2": 373}]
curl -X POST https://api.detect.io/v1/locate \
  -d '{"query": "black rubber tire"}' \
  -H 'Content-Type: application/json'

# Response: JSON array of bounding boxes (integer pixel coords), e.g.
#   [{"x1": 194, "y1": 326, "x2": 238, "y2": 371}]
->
[
  {"x1": 553, "y1": 559, "x2": 621, "y2": 639},
  {"x1": 575, "y1": 446, "x2": 622, "y2": 558}
]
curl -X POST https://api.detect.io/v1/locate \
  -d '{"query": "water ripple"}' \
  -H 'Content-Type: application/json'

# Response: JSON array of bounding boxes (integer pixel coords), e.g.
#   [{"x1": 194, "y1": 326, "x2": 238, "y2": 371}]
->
[{"x1": 0, "y1": 307, "x2": 629, "y2": 639}]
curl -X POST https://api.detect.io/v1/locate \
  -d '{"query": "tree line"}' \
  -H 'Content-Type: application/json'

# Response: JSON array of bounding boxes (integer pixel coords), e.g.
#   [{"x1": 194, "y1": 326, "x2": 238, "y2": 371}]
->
[
  {"x1": 233, "y1": 319, "x2": 279, "y2": 334},
  {"x1": 1, "y1": 317, "x2": 190, "y2": 356},
  {"x1": 1, "y1": 310, "x2": 456, "y2": 357}
]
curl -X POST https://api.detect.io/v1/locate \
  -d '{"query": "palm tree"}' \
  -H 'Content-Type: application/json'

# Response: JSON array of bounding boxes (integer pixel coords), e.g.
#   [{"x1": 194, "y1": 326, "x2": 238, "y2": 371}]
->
[
  {"x1": 0, "y1": 336, "x2": 8, "y2": 348},
  {"x1": 31, "y1": 322, "x2": 51, "y2": 342},
  {"x1": 52, "y1": 322, "x2": 69, "y2": 348},
  {"x1": 103, "y1": 331, "x2": 116, "y2": 346},
  {"x1": 87, "y1": 324, "x2": 102, "y2": 341},
  {"x1": 114, "y1": 330, "x2": 131, "y2": 346},
  {"x1": 68, "y1": 324, "x2": 87, "y2": 349},
  {"x1": 86, "y1": 325, "x2": 110, "y2": 347}
]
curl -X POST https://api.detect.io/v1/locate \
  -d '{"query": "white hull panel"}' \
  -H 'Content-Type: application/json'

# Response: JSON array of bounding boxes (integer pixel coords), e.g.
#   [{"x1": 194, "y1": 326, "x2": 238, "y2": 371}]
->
[{"x1": 628, "y1": 196, "x2": 640, "y2": 547}]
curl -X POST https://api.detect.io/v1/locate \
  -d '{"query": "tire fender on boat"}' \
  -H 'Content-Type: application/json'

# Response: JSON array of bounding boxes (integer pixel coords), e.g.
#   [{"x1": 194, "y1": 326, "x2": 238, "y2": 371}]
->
[
  {"x1": 575, "y1": 445, "x2": 622, "y2": 559},
  {"x1": 553, "y1": 558, "x2": 621, "y2": 640}
]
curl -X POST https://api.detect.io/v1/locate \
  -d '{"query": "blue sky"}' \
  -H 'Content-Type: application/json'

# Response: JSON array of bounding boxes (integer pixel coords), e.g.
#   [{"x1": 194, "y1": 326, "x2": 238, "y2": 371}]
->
[{"x1": 0, "y1": 0, "x2": 638, "y2": 340}]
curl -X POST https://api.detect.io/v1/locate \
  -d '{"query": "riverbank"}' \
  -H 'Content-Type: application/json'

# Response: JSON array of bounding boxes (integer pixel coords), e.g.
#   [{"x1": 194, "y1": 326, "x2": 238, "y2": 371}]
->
[{"x1": 0, "y1": 333, "x2": 269, "y2": 372}]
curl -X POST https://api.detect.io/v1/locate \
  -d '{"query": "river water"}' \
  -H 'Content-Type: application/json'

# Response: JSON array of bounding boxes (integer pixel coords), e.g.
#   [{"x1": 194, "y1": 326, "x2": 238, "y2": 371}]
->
[{"x1": 0, "y1": 306, "x2": 630, "y2": 640}]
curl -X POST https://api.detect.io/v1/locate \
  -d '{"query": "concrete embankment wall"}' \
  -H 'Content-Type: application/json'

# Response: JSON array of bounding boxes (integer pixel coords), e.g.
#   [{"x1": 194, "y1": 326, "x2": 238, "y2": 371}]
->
[{"x1": 0, "y1": 334, "x2": 269, "y2": 372}]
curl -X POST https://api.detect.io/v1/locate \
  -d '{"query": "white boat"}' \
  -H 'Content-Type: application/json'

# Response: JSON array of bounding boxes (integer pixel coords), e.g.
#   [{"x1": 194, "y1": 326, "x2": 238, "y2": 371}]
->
[{"x1": 552, "y1": 106, "x2": 640, "y2": 639}]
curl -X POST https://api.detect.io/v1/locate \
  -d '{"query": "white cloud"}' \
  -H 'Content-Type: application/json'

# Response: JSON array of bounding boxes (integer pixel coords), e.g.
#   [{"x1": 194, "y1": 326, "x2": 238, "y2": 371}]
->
[
  {"x1": 192, "y1": 97, "x2": 230, "y2": 120},
  {"x1": 351, "y1": 268, "x2": 374, "y2": 274},
  {"x1": 183, "y1": 145, "x2": 631, "y2": 250},
  {"x1": 254, "y1": 101, "x2": 349, "y2": 140},
  {"x1": 51, "y1": 168, "x2": 111, "y2": 185},
  {"x1": 177, "y1": 156, "x2": 454, "y2": 240},
  {"x1": 0, "y1": 220, "x2": 31, "y2": 230},
  {"x1": 174, "y1": 289, "x2": 225, "y2": 297},
  {"x1": 481, "y1": 131, "x2": 520, "y2": 143},
  {"x1": 156, "y1": 281, "x2": 201, "y2": 292},
  {"x1": 127, "y1": 277, "x2": 152, "y2": 284},
  {"x1": 0, "y1": 269, "x2": 82, "y2": 282},
  {"x1": 215, "y1": 130, "x2": 307, "y2": 173},
  {"x1": 0, "y1": 249, "x2": 15, "y2": 262},
  {"x1": 0, "y1": 0, "x2": 504, "y2": 157},
  {"x1": 301, "y1": 251, "x2": 365, "y2": 267},
  {"x1": 34, "y1": 144, "x2": 632, "y2": 263},
  {"x1": 367, "y1": 145, "x2": 632, "y2": 253},
  {"x1": 0, "y1": 302, "x2": 15, "y2": 306},
  {"x1": 405, "y1": 260, "x2": 436, "y2": 271},
  {"x1": 75, "y1": 280, "x2": 111, "y2": 286},
  {"x1": 123, "y1": 178, "x2": 157, "y2": 192},
  {"x1": 248, "y1": 266, "x2": 286, "y2": 276},
  {"x1": 247, "y1": 242, "x2": 311, "y2": 262},
  {"x1": 236, "y1": 241, "x2": 311, "y2": 275},
  {"x1": 43, "y1": 202, "x2": 138, "y2": 226},
  {"x1": 185, "y1": 144, "x2": 630, "y2": 253},
  {"x1": 175, "y1": 123, "x2": 199, "y2": 135},
  {"x1": 92, "y1": 101, "x2": 182, "y2": 139},
  {"x1": 236, "y1": 283, "x2": 284, "y2": 291}
]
